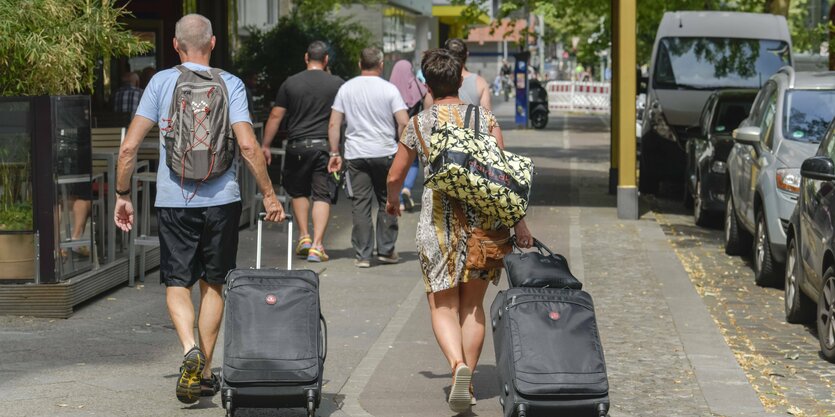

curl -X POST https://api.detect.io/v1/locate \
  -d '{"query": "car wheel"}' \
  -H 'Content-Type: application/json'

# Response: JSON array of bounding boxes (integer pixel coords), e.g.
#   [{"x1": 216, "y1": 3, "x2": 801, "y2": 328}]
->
[
  {"x1": 785, "y1": 236, "x2": 814, "y2": 323},
  {"x1": 817, "y1": 269, "x2": 835, "y2": 363},
  {"x1": 724, "y1": 192, "x2": 751, "y2": 256},
  {"x1": 753, "y1": 210, "x2": 781, "y2": 287},
  {"x1": 693, "y1": 178, "x2": 710, "y2": 227}
]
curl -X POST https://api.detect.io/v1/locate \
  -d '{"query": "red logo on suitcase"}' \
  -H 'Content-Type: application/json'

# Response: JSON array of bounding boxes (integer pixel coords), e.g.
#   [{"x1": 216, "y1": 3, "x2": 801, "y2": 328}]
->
[
  {"x1": 549, "y1": 311, "x2": 560, "y2": 321},
  {"x1": 266, "y1": 294, "x2": 277, "y2": 305}
]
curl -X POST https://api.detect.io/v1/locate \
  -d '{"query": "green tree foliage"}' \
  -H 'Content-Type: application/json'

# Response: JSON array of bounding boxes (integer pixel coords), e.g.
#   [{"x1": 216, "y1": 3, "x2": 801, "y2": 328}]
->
[
  {"x1": 457, "y1": 0, "x2": 826, "y2": 67},
  {"x1": 234, "y1": 10, "x2": 372, "y2": 107},
  {"x1": 292, "y1": 0, "x2": 381, "y2": 17},
  {"x1": 0, "y1": 0, "x2": 150, "y2": 96}
]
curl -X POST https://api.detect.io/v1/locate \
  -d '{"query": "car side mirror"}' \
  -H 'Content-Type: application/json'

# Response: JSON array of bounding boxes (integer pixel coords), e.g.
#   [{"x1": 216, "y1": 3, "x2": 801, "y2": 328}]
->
[
  {"x1": 801, "y1": 156, "x2": 835, "y2": 181},
  {"x1": 732, "y1": 126, "x2": 760, "y2": 145}
]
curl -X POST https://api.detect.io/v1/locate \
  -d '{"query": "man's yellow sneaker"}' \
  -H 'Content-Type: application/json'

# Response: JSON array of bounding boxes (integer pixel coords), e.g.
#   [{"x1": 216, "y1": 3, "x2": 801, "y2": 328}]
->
[{"x1": 176, "y1": 346, "x2": 206, "y2": 404}]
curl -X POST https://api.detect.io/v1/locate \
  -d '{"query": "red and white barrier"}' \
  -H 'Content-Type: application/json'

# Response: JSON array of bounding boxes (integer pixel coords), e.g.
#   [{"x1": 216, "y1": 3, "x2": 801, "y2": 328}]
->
[{"x1": 546, "y1": 81, "x2": 610, "y2": 114}]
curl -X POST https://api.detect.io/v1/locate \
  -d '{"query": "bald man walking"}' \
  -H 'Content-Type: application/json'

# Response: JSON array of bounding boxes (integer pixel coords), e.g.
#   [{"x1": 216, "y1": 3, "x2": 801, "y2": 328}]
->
[{"x1": 115, "y1": 14, "x2": 285, "y2": 404}]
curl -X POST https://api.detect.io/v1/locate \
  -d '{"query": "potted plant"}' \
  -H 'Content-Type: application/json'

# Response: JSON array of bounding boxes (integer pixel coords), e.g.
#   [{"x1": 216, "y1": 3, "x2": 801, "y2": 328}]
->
[
  {"x1": 0, "y1": 138, "x2": 34, "y2": 280},
  {"x1": 0, "y1": 0, "x2": 149, "y2": 282}
]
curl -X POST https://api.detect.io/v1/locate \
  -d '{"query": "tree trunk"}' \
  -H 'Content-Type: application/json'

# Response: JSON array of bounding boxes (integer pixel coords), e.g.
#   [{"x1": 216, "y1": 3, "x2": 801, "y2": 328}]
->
[{"x1": 765, "y1": 0, "x2": 790, "y2": 16}]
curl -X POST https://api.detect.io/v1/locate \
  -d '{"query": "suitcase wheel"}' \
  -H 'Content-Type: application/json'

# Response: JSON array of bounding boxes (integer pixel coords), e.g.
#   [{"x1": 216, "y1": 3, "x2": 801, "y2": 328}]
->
[
  {"x1": 223, "y1": 389, "x2": 235, "y2": 417},
  {"x1": 516, "y1": 403, "x2": 527, "y2": 417},
  {"x1": 307, "y1": 389, "x2": 317, "y2": 417},
  {"x1": 597, "y1": 402, "x2": 609, "y2": 417}
]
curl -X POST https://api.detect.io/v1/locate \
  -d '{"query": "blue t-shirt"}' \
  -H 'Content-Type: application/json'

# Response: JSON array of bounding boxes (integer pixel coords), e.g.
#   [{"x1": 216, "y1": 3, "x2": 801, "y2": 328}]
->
[{"x1": 135, "y1": 62, "x2": 251, "y2": 208}]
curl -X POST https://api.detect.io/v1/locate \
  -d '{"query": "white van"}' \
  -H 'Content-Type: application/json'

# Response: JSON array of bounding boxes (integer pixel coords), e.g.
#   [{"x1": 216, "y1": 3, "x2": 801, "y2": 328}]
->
[{"x1": 639, "y1": 11, "x2": 792, "y2": 194}]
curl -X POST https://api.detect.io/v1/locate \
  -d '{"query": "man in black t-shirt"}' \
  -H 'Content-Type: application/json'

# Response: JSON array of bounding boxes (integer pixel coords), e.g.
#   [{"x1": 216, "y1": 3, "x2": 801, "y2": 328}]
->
[{"x1": 262, "y1": 41, "x2": 344, "y2": 263}]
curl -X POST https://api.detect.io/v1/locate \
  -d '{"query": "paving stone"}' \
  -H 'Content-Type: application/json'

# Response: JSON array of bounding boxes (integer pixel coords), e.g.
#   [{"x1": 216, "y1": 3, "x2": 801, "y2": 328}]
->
[{"x1": 652, "y1": 196, "x2": 835, "y2": 417}]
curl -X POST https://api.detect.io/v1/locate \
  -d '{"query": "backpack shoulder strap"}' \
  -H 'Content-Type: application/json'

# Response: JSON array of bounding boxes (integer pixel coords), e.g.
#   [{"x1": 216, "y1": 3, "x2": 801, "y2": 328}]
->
[{"x1": 208, "y1": 68, "x2": 225, "y2": 80}]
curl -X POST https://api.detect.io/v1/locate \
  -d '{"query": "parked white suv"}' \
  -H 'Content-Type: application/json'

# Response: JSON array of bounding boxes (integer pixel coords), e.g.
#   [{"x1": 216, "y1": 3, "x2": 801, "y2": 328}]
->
[{"x1": 640, "y1": 11, "x2": 792, "y2": 194}]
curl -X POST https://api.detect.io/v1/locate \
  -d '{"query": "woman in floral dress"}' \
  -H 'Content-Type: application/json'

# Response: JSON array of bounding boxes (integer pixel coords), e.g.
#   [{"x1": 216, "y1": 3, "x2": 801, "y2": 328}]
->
[{"x1": 386, "y1": 49, "x2": 533, "y2": 413}]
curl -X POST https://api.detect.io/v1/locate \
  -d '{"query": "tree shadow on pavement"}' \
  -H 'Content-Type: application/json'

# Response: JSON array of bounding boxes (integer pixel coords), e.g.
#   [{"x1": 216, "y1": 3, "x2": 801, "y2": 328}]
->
[{"x1": 318, "y1": 248, "x2": 419, "y2": 264}]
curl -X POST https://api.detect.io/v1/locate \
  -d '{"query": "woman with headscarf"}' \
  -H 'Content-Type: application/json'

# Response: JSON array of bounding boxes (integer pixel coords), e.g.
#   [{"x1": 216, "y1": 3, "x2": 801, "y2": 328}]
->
[{"x1": 389, "y1": 60, "x2": 432, "y2": 212}]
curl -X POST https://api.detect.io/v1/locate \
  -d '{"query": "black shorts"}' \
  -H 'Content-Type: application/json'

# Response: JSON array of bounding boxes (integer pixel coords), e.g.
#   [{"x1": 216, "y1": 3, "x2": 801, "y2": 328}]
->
[
  {"x1": 157, "y1": 201, "x2": 242, "y2": 287},
  {"x1": 283, "y1": 139, "x2": 336, "y2": 204}
]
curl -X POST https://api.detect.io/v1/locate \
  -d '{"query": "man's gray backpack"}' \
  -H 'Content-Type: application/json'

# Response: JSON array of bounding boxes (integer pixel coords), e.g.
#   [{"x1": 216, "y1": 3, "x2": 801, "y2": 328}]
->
[{"x1": 163, "y1": 65, "x2": 235, "y2": 183}]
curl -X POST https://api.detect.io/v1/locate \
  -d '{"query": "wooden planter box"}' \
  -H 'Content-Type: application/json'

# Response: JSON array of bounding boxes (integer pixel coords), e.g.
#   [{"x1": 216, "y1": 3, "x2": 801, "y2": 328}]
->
[{"x1": 0, "y1": 233, "x2": 35, "y2": 280}]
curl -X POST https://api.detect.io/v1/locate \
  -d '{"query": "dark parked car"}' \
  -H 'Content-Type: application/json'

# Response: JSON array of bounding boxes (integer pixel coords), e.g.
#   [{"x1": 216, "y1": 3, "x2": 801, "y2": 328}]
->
[
  {"x1": 784, "y1": 124, "x2": 835, "y2": 363},
  {"x1": 685, "y1": 89, "x2": 757, "y2": 225}
]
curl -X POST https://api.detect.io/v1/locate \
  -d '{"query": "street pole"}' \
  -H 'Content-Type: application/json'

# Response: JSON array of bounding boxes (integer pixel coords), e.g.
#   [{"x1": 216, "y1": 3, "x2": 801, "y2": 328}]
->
[
  {"x1": 524, "y1": 0, "x2": 530, "y2": 129},
  {"x1": 615, "y1": 0, "x2": 638, "y2": 219},
  {"x1": 536, "y1": 15, "x2": 545, "y2": 81}
]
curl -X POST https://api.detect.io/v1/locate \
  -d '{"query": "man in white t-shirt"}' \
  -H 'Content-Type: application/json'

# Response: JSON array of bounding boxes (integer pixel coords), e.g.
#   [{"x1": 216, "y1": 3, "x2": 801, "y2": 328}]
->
[{"x1": 328, "y1": 47, "x2": 409, "y2": 267}]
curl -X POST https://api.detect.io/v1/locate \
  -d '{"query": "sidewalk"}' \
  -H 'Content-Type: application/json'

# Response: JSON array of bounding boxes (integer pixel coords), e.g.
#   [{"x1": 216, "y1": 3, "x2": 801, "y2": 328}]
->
[{"x1": 0, "y1": 112, "x2": 769, "y2": 416}]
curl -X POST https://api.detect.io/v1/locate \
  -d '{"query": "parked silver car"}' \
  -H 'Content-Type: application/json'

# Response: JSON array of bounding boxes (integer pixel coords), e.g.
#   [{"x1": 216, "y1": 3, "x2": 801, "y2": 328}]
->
[{"x1": 726, "y1": 67, "x2": 835, "y2": 286}]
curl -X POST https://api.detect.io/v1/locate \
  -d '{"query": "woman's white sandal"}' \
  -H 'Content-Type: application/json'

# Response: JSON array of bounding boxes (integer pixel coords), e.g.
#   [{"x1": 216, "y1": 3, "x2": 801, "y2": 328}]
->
[{"x1": 448, "y1": 363, "x2": 472, "y2": 413}]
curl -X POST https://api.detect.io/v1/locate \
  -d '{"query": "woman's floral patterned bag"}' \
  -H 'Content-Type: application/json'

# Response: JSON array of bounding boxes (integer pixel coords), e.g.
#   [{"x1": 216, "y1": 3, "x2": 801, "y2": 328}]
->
[{"x1": 413, "y1": 105, "x2": 533, "y2": 227}]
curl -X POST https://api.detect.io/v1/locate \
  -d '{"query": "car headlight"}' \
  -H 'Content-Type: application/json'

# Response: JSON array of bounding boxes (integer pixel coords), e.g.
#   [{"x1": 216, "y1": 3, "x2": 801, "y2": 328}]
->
[
  {"x1": 650, "y1": 101, "x2": 677, "y2": 142},
  {"x1": 711, "y1": 161, "x2": 726, "y2": 174},
  {"x1": 776, "y1": 168, "x2": 801, "y2": 194}
]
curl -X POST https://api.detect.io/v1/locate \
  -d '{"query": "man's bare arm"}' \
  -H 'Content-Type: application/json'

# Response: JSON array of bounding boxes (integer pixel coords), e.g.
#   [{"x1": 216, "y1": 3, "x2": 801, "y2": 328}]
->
[
  {"x1": 327, "y1": 110, "x2": 344, "y2": 173},
  {"x1": 262, "y1": 106, "x2": 287, "y2": 149},
  {"x1": 327, "y1": 110, "x2": 343, "y2": 154},
  {"x1": 233, "y1": 122, "x2": 285, "y2": 222},
  {"x1": 394, "y1": 109, "x2": 409, "y2": 139},
  {"x1": 234, "y1": 122, "x2": 275, "y2": 198},
  {"x1": 477, "y1": 76, "x2": 492, "y2": 111},
  {"x1": 116, "y1": 116, "x2": 156, "y2": 192}
]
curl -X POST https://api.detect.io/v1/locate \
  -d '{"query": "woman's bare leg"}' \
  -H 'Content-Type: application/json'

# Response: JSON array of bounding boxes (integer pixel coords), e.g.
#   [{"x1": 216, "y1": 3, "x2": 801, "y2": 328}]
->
[
  {"x1": 428, "y1": 286, "x2": 465, "y2": 370},
  {"x1": 459, "y1": 279, "x2": 490, "y2": 371}
]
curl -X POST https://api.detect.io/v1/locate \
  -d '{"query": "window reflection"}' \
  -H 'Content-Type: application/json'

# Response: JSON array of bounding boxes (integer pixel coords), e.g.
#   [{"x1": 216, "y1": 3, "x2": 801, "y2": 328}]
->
[
  {"x1": 55, "y1": 97, "x2": 93, "y2": 278},
  {"x1": 783, "y1": 90, "x2": 835, "y2": 144},
  {"x1": 655, "y1": 38, "x2": 790, "y2": 89}
]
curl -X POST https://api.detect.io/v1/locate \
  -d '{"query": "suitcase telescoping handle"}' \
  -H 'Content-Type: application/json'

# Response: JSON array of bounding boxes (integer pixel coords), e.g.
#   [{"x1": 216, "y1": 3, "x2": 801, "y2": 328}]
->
[{"x1": 257, "y1": 212, "x2": 294, "y2": 270}]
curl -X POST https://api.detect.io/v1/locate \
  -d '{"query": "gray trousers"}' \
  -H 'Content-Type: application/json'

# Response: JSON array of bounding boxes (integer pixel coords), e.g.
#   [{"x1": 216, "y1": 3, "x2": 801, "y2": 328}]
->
[{"x1": 347, "y1": 156, "x2": 398, "y2": 260}]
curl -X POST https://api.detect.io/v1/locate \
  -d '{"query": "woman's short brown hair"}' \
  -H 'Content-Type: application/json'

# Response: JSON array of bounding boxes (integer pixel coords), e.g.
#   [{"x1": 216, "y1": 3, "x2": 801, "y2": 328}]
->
[{"x1": 421, "y1": 48, "x2": 462, "y2": 99}]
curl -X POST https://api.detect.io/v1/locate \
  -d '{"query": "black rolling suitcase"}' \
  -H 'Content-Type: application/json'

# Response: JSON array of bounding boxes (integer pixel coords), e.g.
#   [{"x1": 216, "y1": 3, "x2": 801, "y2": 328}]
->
[
  {"x1": 491, "y1": 240, "x2": 609, "y2": 417},
  {"x1": 221, "y1": 213, "x2": 327, "y2": 417}
]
